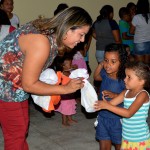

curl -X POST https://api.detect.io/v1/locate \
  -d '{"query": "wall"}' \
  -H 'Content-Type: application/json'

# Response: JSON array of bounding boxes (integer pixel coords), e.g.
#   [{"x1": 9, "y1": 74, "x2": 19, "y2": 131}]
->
[{"x1": 13, "y1": 0, "x2": 137, "y2": 83}]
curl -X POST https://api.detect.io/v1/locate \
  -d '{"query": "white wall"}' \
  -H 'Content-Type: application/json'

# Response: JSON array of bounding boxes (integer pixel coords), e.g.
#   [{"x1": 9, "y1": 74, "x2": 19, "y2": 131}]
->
[{"x1": 13, "y1": 0, "x2": 137, "y2": 83}]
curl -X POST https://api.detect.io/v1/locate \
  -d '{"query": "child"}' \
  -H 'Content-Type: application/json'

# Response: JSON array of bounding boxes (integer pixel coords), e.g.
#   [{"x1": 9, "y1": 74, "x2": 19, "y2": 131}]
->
[
  {"x1": 72, "y1": 45, "x2": 88, "y2": 71},
  {"x1": 93, "y1": 43, "x2": 128, "y2": 150},
  {"x1": 119, "y1": 7, "x2": 134, "y2": 54},
  {"x1": 123, "y1": 44, "x2": 134, "y2": 62},
  {"x1": 55, "y1": 55, "x2": 77, "y2": 126},
  {"x1": 94, "y1": 62, "x2": 150, "y2": 149},
  {"x1": 126, "y1": 2, "x2": 136, "y2": 20},
  {"x1": 0, "y1": 0, "x2": 20, "y2": 28}
]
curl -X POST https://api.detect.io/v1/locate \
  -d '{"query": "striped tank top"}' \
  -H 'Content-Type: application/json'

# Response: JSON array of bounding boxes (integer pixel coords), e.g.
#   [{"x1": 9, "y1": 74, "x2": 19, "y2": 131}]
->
[{"x1": 122, "y1": 90, "x2": 150, "y2": 142}]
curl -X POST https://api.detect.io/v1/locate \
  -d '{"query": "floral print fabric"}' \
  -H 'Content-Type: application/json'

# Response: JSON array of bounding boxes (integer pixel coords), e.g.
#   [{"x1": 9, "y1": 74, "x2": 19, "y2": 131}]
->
[
  {"x1": 121, "y1": 139, "x2": 150, "y2": 150},
  {"x1": 0, "y1": 22, "x2": 57, "y2": 102}
]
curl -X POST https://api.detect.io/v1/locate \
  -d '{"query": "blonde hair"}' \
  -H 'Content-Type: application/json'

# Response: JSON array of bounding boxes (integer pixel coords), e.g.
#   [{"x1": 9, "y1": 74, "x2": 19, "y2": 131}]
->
[{"x1": 32, "y1": 6, "x2": 92, "y2": 56}]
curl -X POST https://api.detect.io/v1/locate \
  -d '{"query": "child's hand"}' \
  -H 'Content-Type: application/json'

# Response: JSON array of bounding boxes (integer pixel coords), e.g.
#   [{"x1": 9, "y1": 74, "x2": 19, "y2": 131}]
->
[
  {"x1": 72, "y1": 64, "x2": 78, "y2": 70},
  {"x1": 98, "y1": 61, "x2": 104, "y2": 68},
  {"x1": 102, "y1": 90, "x2": 118, "y2": 99},
  {"x1": 94, "y1": 96, "x2": 108, "y2": 111}
]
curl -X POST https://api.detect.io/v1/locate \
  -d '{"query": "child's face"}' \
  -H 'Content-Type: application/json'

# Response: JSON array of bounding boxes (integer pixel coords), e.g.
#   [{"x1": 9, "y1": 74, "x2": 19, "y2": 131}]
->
[
  {"x1": 103, "y1": 51, "x2": 120, "y2": 78},
  {"x1": 62, "y1": 25, "x2": 90, "y2": 49},
  {"x1": 1, "y1": 0, "x2": 13, "y2": 13},
  {"x1": 124, "y1": 69, "x2": 144, "y2": 90},
  {"x1": 63, "y1": 60, "x2": 72, "y2": 71},
  {"x1": 129, "y1": 6, "x2": 136, "y2": 17},
  {"x1": 123, "y1": 14, "x2": 131, "y2": 22}
]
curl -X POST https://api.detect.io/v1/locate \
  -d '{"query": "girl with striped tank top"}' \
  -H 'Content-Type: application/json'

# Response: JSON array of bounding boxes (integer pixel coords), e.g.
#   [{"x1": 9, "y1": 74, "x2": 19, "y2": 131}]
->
[{"x1": 94, "y1": 62, "x2": 150, "y2": 150}]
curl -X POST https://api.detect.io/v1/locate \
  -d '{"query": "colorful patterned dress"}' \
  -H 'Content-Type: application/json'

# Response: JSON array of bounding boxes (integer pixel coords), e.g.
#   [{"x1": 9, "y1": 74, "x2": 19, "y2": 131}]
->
[{"x1": 0, "y1": 22, "x2": 58, "y2": 102}]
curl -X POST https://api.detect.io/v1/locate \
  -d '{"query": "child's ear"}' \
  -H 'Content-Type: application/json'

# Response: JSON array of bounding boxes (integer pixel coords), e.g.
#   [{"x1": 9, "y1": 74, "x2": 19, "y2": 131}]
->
[{"x1": 140, "y1": 79, "x2": 145, "y2": 87}]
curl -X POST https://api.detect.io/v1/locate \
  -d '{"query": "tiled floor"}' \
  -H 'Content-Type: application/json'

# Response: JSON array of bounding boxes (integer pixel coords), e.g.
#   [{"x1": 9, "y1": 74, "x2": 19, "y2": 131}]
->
[{"x1": 0, "y1": 100, "x2": 150, "y2": 150}]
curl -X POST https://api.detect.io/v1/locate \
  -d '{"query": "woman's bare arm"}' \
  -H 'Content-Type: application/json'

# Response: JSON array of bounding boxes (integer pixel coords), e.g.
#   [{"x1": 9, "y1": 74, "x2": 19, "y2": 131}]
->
[{"x1": 19, "y1": 34, "x2": 83, "y2": 95}]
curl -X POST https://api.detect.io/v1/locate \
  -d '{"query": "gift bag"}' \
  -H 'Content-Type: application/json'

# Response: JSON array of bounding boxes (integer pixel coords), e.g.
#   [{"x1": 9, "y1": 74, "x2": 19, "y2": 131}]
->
[
  {"x1": 31, "y1": 69, "x2": 60, "y2": 111},
  {"x1": 69, "y1": 68, "x2": 98, "y2": 113}
]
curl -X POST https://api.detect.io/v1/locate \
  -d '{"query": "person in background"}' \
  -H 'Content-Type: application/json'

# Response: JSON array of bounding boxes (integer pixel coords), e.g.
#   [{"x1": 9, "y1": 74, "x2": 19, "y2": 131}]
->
[
  {"x1": 123, "y1": 44, "x2": 134, "y2": 62},
  {"x1": 83, "y1": 28, "x2": 92, "y2": 76},
  {"x1": 0, "y1": 0, "x2": 20, "y2": 28},
  {"x1": 93, "y1": 43, "x2": 128, "y2": 150},
  {"x1": 54, "y1": 3, "x2": 69, "y2": 16},
  {"x1": 130, "y1": 0, "x2": 150, "y2": 66},
  {"x1": 126, "y1": 2, "x2": 136, "y2": 21},
  {"x1": 92, "y1": 5, "x2": 121, "y2": 63},
  {"x1": 0, "y1": 9, "x2": 15, "y2": 41},
  {"x1": 0, "y1": 6, "x2": 92, "y2": 150},
  {"x1": 94, "y1": 62, "x2": 150, "y2": 150},
  {"x1": 119, "y1": 7, "x2": 134, "y2": 54},
  {"x1": 55, "y1": 55, "x2": 77, "y2": 126},
  {"x1": 92, "y1": 5, "x2": 121, "y2": 94}
]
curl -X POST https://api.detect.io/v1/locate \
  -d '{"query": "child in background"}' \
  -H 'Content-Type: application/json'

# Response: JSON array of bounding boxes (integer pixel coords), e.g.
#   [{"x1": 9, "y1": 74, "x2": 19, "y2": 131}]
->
[
  {"x1": 72, "y1": 44, "x2": 88, "y2": 71},
  {"x1": 0, "y1": 0, "x2": 20, "y2": 28},
  {"x1": 55, "y1": 55, "x2": 77, "y2": 126},
  {"x1": 123, "y1": 44, "x2": 134, "y2": 62},
  {"x1": 54, "y1": 3, "x2": 68, "y2": 16},
  {"x1": 119, "y1": 7, "x2": 134, "y2": 54},
  {"x1": 93, "y1": 43, "x2": 128, "y2": 150},
  {"x1": 94, "y1": 62, "x2": 150, "y2": 150},
  {"x1": 126, "y1": 2, "x2": 136, "y2": 20}
]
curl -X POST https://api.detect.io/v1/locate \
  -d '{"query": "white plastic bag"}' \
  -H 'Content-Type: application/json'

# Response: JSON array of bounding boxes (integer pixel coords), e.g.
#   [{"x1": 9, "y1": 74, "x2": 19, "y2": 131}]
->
[
  {"x1": 31, "y1": 69, "x2": 58, "y2": 110},
  {"x1": 81, "y1": 79, "x2": 98, "y2": 112},
  {"x1": 70, "y1": 69, "x2": 98, "y2": 113}
]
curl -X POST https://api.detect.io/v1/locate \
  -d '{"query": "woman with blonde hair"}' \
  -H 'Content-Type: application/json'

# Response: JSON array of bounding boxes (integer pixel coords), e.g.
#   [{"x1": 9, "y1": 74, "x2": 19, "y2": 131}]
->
[{"x1": 0, "y1": 6, "x2": 92, "y2": 150}]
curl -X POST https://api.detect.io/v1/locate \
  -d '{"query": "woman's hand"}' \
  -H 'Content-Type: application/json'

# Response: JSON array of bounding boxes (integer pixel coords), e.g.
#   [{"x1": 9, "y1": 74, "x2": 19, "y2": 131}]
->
[{"x1": 64, "y1": 78, "x2": 84, "y2": 94}]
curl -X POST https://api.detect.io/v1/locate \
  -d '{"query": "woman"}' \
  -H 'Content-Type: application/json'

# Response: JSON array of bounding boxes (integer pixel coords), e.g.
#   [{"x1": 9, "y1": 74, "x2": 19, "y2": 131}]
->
[
  {"x1": 92, "y1": 5, "x2": 121, "y2": 63},
  {"x1": 0, "y1": 6, "x2": 92, "y2": 150},
  {"x1": 130, "y1": 0, "x2": 150, "y2": 66}
]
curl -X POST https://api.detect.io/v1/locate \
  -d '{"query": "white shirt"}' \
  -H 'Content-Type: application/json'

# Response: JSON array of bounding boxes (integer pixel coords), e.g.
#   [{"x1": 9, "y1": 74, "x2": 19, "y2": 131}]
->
[
  {"x1": 0, "y1": 25, "x2": 10, "y2": 41},
  {"x1": 132, "y1": 14, "x2": 150, "y2": 43},
  {"x1": 10, "y1": 14, "x2": 20, "y2": 28}
]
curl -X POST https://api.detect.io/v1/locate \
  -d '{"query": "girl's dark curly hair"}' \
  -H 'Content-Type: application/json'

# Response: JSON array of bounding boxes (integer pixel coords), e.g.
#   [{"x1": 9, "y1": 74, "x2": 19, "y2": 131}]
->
[{"x1": 105, "y1": 43, "x2": 128, "y2": 80}]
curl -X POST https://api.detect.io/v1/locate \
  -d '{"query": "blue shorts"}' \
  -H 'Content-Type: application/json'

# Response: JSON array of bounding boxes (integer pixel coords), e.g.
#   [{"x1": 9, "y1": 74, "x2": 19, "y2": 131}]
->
[
  {"x1": 95, "y1": 50, "x2": 104, "y2": 63},
  {"x1": 134, "y1": 41, "x2": 150, "y2": 55},
  {"x1": 96, "y1": 115, "x2": 122, "y2": 144}
]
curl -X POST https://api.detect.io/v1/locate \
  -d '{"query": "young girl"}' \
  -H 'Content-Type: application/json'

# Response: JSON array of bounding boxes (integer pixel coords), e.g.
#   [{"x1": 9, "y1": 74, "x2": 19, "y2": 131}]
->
[
  {"x1": 94, "y1": 62, "x2": 150, "y2": 149},
  {"x1": 55, "y1": 55, "x2": 77, "y2": 126},
  {"x1": 93, "y1": 43, "x2": 128, "y2": 150}
]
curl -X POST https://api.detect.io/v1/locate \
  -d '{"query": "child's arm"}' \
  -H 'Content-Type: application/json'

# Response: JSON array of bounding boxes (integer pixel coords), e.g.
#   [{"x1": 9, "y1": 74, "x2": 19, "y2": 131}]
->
[
  {"x1": 122, "y1": 32, "x2": 133, "y2": 40},
  {"x1": 94, "y1": 90, "x2": 125, "y2": 108},
  {"x1": 93, "y1": 61, "x2": 104, "y2": 81},
  {"x1": 94, "y1": 91, "x2": 149, "y2": 118},
  {"x1": 102, "y1": 90, "x2": 119, "y2": 99}
]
